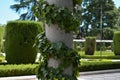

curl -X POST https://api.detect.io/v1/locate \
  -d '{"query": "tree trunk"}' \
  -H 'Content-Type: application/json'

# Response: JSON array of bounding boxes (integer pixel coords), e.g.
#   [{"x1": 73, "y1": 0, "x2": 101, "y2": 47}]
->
[{"x1": 46, "y1": 0, "x2": 73, "y2": 76}]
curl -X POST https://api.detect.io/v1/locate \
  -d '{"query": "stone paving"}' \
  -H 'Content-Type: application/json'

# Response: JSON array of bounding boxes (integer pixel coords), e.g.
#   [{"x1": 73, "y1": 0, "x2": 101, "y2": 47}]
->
[
  {"x1": 0, "y1": 75, "x2": 36, "y2": 80},
  {"x1": 79, "y1": 69, "x2": 120, "y2": 80},
  {"x1": 0, "y1": 69, "x2": 120, "y2": 80},
  {"x1": 79, "y1": 72, "x2": 120, "y2": 80}
]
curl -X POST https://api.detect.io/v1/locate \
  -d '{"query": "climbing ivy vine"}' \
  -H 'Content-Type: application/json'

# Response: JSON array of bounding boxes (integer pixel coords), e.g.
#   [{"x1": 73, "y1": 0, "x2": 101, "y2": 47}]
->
[
  {"x1": 33, "y1": 0, "x2": 82, "y2": 80},
  {"x1": 34, "y1": 0, "x2": 81, "y2": 33},
  {"x1": 34, "y1": 32, "x2": 80, "y2": 80}
]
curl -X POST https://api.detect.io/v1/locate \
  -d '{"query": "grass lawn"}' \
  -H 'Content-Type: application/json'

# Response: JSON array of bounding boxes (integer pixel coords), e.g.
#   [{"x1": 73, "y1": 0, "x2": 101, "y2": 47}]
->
[
  {"x1": 0, "y1": 51, "x2": 119, "y2": 63},
  {"x1": 78, "y1": 51, "x2": 120, "y2": 59},
  {"x1": 79, "y1": 51, "x2": 114, "y2": 56}
]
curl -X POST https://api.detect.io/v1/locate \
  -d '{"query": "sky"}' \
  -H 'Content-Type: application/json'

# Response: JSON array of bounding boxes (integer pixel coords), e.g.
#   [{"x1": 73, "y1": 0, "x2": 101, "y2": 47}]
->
[{"x1": 0, "y1": 0, "x2": 120, "y2": 25}]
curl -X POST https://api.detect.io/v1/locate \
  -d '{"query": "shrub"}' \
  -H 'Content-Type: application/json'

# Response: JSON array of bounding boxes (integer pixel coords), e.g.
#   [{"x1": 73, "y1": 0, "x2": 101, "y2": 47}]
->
[
  {"x1": 0, "y1": 64, "x2": 38, "y2": 77},
  {"x1": 85, "y1": 37, "x2": 96, "y2": 55},
  {"x1": 80, "y1": 61, "x2": 120, "y2": 72},
  {"x1": 73, "y1": 41, "x2": 84, "y2": 51},
  {"x1": 5, "y1": 21, "x2": 42, "y2": 64},
  {"x1": 0, "y1": 25, "x2": 5, "y2": 52},
  {"x1": 113, "y1": 31, "x2": 120, "y2": 55},
  {"x1": 102, "y1": 28, "x2": 114, "y2": 40},
  {"x1": 81, "y1": 55, "x2": 120, "y2": 59},
  {"x1": 0, "y1": 62, "x2": 120, "y2": 77}
]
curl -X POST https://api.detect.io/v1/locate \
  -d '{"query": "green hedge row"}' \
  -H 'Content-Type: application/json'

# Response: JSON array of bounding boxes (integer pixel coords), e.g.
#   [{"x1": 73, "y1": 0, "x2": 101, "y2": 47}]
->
[
  {"x1": 0, "y1": 62, "x2": 120, "y2": 77},
  {"x1": 0, "y1": 64, "x2": 38, "y2": 77},
  {"x1": 0, "y1": 25, "x2": 5, "y2": 52},
  {"x1": 81, "y1": 55, "x2": 120, "y2": 59},
  {"x1": 80, "y1": 61, "x2": 120, "y2": 72}
]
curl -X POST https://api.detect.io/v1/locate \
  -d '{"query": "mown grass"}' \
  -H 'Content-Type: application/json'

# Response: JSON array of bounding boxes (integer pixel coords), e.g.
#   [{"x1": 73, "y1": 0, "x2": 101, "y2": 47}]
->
[
  {"x1": 78, "y1": 51, "x2": 120, "y2": 59},
  {"x1": 79, "y1": 51, "x2": 114, "y2": 56},
  {"x1": 0, "y1": 51, "x2": 119, "y2": 63}
]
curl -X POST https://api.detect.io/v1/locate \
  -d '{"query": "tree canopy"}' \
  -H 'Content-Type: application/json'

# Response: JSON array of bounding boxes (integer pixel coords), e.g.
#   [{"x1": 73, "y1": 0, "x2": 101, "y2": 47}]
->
[
  {"x1": 11, "y1": 0, "x2": 119, "y2": 39},
  {"x1": 11, "y1": 0, "x2": 38, "y2": 20},
  {"x1": 80, "y1": 0, "x2": 118, "y2": 37},
  {"x1": 116, "y1": 7, "x2": 120, "y2": 27}
]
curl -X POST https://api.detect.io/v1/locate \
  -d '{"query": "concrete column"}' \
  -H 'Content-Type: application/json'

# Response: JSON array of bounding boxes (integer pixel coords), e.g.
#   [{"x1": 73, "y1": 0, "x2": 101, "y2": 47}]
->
[
  {"x1": 45, "y1": 24, "x2": 73, "y2": 48},
  {"x1": 46, "y1": 0, "x2": 73, "y2": 76}
]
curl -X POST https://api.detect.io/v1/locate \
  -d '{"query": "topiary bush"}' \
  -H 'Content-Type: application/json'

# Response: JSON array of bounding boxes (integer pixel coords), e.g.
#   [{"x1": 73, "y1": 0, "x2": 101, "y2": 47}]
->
[
  {"x1": 85, "y1": 37, "x2": 96, "y2": 55},
  {"x1": 113, "y1": 31, "x2": 120, "y2": 55},
  {"x1": 0, "y1": 25, "x2": 5, "y2": 52},
  {"x1": 5, "y1": 21, "x2": 42, "y2": 64}
]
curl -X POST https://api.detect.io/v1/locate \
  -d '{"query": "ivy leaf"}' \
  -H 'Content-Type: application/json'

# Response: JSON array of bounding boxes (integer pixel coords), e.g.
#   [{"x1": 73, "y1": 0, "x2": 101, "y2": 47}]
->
[{"x1": 52, "y1": 42, "x2": 63, "y2": 51}]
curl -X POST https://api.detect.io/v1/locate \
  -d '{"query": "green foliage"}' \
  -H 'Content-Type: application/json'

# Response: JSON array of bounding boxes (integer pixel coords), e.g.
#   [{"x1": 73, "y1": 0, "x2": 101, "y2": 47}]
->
[
  {"x1": 32, "y1": 0, "x2": 82, "y2": 79},
  {"x1": 0, "y1": 25, "x2": 5, "y2": 52},
  {"x1": 11, "y1": 0, "x2": 38, "y2": 20},
  {"x1": 73, "y1": 0, "x2": 82, "y2": 6},
  {"x1": 116, "y1": 7, "x2": 120, "y2": 27},
  {"x1": 34, "y1": 33, "x2": 80, "y2": 80},
  {"x1": 80, "y1": 61, "x2": 120, "y2": 72},
  {"x1": 0, "y1": 64, "x2": 38, "y2": 77},
  {"x1": 78, "y1": 51, "x2": 119, "y2": 59},
  {"x1": 34, "y1": 0, "x2": 81, "y2": 33},
  {"x1": 88, "y1": 28, "x2": 115, "y2": 40},
  {"x1": 81, "y1": 55, "x2": 120, "y2": 59},
  {"x1": 102, "y1": 28, "x2": 114, "y2": 40},
  {"x1": 0, "y1": 57, "x2": 5, "y2": 63},
  {"x1": 11, "y1": 0, "x2": 82, "y2": 21},
  {"x1": 81, "y1": 0, "x2": 117, "y2": 36},
  {"x1": 113, "y1": 31, "x2": 120, "y2": 55},
  {"x1": 0, "y1": 53, "x2": 5, "y2": 62},
  {"x1": 0, "y1": 61, "x2": 120, "y2": 77},
  {"x1": 85, "y1": 37, "x2": 96, "y2": 55},
  {"x1": 5, "y1": 21, "x2": 42, "y2": 64}
]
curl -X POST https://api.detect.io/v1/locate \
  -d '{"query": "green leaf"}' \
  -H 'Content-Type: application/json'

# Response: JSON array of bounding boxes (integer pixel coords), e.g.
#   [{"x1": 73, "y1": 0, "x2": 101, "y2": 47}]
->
[{"x1": 52, "y1": 42, "x2": 63, "y2": 51}]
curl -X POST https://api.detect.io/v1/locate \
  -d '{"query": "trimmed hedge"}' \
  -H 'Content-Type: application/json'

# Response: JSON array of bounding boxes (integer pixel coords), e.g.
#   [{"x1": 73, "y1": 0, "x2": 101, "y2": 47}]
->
[
  {"x1": 5, "y1": 21, "x2": 42, "y2": 64},
  {"x1": 85, "y1": 37, "x2": 96, "y2": 55},
  {"x1": 0, "y1": 25, "x2": 5, "y2": 52},
  {"x1": 0, "y1": 61, "x2": 120, "y2": 77},
  {"x1": 81, "y1": 55, "x2": 120, "y2": 59},
  {"x1": 0, "y1": 64, "x2": 38, "y2": 77},
  {"x1": 80, "y1": 61, "x2": 120, "y2": 72},
  {"x1": 113, "y1": 31, "x2": 120, "y2": 55}
]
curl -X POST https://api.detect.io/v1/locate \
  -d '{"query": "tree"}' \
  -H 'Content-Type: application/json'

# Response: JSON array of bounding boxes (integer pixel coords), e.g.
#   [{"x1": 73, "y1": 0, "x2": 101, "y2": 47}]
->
[
  {"x1": 11, "y1": 0, "x2": 38, "y2": 20},
  {"x1": 80, "y1": 0, "x2": 118, "y2": 37},
  {"x1": 116, "y1": 7, "x2": 120, "y2": 27}
]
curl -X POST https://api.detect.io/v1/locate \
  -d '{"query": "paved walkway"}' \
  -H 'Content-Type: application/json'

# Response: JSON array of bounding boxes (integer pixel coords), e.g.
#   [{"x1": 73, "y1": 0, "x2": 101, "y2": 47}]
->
[
  {"x1": 78, "y1": 72, "x2": 120, "y2": 80},
  {"x1": 0, "y1": 69, "x2": 120, "y2": 80},
  {"x1": 79, "y1": 69, "x2": 120, "y2": 80}
]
